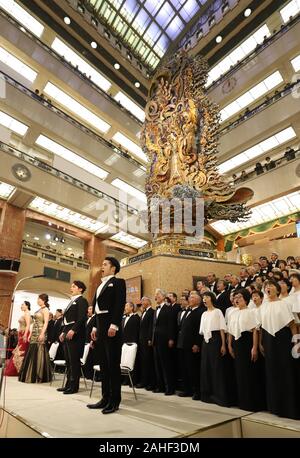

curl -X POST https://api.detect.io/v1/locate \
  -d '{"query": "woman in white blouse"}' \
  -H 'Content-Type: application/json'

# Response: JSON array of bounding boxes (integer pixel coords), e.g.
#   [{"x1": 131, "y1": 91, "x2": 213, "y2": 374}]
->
[
  {"x1": 228, "y1": 289, "x2": 266, "y2": 412},
  {"x1": 260, "y1": 279, "x2": 300, "y2": 420},
  {"x1": 289, "y1": 273, "x2": 300, "y2": 326},
  {"x1": 199, "y1": 292, "x2": 236, "y2": 407}
]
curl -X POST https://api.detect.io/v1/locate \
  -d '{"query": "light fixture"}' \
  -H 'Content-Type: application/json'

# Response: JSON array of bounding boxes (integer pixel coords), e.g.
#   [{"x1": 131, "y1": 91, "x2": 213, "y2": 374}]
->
[
  {"x1": 33, "y1": 236, "x2": 39, "y2": 241},
  {"x1": 0, "y1": 46, "x2": 37, "y2": 83},
  {"x1": 60, "y1": 237, "x2": 65, "y2": 244},
  {"x1": 114, "y1": 62, "x2": 120, "y2": 70},
  {"x1": 244, "y1": 8, "x2": 252, "y2": 17},
  {"x1": 91, "y1": 17, "x2": 98, "y2": 27},
  {"x1": 114, "y1": 91, "x2": 145, "y2": 122},
  {"x1": 216, "y1": 35, "x2": 222, "y2": 43},
  {"x1": 45, "y1": 233, "x2": 51, "y2": 240},
  {"x1": 0, "y1": 0, "x2": 44, "y2": 37},
  {"x1": 77, "y1": 4, "x2": 85, "y2": 14},
  {"x1": 48, "y1": 222, "x2": 52, "y2": 226},
  {"x1": 135, "y1": 81, "x2": 140, "y2": 88},
  {"x1": 64, "y1": 16, "x2": 71, "y2": 25},
  {"x1": 54, "y1": 234, "x2": 59, "y2": 242},
  {"x1": 90, "y1": 41, "x2": 97, "y2": 49},
  {"x1": 26, "y1": 234, "x2": 30, "y2": 237}
]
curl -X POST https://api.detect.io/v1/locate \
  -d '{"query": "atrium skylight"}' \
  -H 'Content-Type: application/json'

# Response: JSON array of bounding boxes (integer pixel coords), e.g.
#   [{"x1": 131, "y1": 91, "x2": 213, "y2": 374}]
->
[{"x1": 86, "y1": 0, "x2": 208, "y2": 69}]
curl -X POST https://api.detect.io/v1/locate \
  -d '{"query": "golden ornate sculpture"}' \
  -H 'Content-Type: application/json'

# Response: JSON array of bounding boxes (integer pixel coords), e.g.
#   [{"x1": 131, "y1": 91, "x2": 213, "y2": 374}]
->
[{"x1": 140, "y1": 52, "x2": 252, "y2": 231}]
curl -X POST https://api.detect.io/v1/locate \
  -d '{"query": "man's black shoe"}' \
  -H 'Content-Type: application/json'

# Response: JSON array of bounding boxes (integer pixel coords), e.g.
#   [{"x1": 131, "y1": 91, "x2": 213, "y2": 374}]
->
[
  {"x1": 102, "y1": 404, "x2": 119, "y2": 414},
  {"x1": 63, "y1": 388, "x2": 78, "y2": 394},
  {"x1": 87, "y1": 399, "x2": 109, "y2": 409},
  {"x1": 57, "y1": 387, "x2": 68, "y2": 392},
  {"x1": 135, "y1": 384, "x2": 144, "y2": 389}
]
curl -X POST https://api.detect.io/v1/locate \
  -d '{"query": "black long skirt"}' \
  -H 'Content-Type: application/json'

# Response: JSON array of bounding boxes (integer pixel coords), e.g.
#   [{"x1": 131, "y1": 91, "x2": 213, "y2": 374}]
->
[
  {"x1": 232, "y1": 331, "x2": 266, "y2": 412},
  {"x1": 19, "y1": 343, "x2": 52, "y2": 383},
  {"x1": 200, "y1": 331, "x2": 236, "y2": 407},
  {"x1": 262, "y1": 327, "x2": 300, "y2": 420}
]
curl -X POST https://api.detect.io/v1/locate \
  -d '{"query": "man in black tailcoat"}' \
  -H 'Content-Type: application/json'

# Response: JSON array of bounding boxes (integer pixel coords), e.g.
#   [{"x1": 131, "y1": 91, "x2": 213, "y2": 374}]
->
[{"x1": 87, "y1": 257, "x2": 126, "y2": 414}]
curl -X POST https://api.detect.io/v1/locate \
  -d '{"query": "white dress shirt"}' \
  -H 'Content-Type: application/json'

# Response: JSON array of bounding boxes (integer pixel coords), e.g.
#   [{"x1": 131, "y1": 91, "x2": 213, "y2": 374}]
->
[
  {"x1": 63, "y1": 294, "x2": 82, "y2": 325},
  {"x1": 124, "y1": 312, "x2": 133, "y2": 327}
]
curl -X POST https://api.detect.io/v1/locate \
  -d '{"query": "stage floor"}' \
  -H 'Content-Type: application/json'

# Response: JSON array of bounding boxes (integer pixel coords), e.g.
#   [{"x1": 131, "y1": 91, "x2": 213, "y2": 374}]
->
[{"x1": 1, "y1": 376, "x2": 300, "y2": 438}]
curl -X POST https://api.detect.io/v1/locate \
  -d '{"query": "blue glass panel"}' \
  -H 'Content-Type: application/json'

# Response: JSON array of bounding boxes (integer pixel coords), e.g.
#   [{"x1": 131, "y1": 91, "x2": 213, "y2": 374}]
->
[
  {"x1": 155, "y1": 2, "x2": 174, "y2": 28},
  {"x1": 154, "y1": 33, "x2": 170, "y2": 52},
  {"x1": 144, "y1": 0, "x2": 164, "y2": 16},
  {"x1": 179, "y1": 0, "x2": 199, "y2": 21},
  {"x1": 132, "y1": 8, "x2": 151, "y2": 33},
  {"x1": 166, "y1": 15, "x2": 184, "y2": 38},
  {"x1": 145, "y1": 21, "x2": 161, "y2": 42}
]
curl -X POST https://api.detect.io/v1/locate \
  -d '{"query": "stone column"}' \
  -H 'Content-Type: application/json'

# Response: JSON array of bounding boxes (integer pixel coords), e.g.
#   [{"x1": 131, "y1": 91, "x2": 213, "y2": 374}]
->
[
  {"x1": 0, "y1": 203, "x2": 26, "y2": 329},
  {"x1": 84, "y1": 236, "x2": 107, "y2": 303}
]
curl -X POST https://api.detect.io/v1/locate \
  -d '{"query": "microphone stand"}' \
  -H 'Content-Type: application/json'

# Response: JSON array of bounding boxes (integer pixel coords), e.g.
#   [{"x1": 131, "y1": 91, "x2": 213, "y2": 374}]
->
[{"x1": 0, "y1": 275, "x2": 45, "y2": 398}]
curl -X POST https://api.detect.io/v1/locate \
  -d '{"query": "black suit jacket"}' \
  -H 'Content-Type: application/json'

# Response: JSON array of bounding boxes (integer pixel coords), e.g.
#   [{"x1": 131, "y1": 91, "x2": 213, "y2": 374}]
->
[
  {"x1": 139, "y1": 308, "x2": 154, "y2": 344},
  {"x1": 216, "y1": 290, "x2": 232, "y2": 316},
  {"x1": 47, "y1": 319, "x2": 55, "y2": 343},
  {"x1": 152, "y1": 304, "x2": 176, "y2": 346},
  {"x1": 177, "y1": 306, "x2": 204, "y2": 349},
  {"x1": 122, "y1": 314, "x2": 140, "y2": 343},
  {"x1": 62, "y1": 295, "x2": 89, "y2": 338},
  {"x1": 52, "y1": 317, "x2": 63, "y2": 342},
  {"x1": 92, "y1": 276, "x2": 126, "y2": 333}
]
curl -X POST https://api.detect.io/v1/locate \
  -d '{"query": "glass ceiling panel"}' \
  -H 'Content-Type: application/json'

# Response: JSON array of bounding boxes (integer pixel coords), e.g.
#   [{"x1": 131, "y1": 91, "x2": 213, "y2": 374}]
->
[{"x1": 84, "y1": 0, "x2": 208, "y2": 69}]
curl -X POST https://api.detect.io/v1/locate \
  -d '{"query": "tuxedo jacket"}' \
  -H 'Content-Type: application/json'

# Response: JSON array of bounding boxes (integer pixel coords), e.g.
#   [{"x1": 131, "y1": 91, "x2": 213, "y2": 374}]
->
[
  {"x1": 139, "y1": 308, "x2": 154, "y2": 344},
  {"x1": 177, "y1": 306, "x2": 204, "y2": 350},
  {"x1": 216, "y1": 290, "x2": 232, "y2": 316},
  {"x1": 47, "y1": 319, "x2": 55, "y2": 343},
  {"x1": 62, "y1": 295, "x2": 89, "y2": 338},
  {"x1": 92, "y1": 277, "x2": 126, "y2": 332},
  {"x1": 122, "y1": 314, "x2": 140, "y2": 343},
  {"x1": 152, "y1": 304, "x2": 176, "y2": 346},
  {"x1": 208, "y1": 281, "x2": 219, "y2": 295}
]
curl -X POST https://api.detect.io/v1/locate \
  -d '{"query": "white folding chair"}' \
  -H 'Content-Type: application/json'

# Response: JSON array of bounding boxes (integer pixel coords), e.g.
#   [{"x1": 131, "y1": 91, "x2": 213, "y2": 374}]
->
[
  {"x1": 89, "y1": 364, "x2": 100, "y2": 398},
  {"x1": 79, "y1": 343, "x2": 90, "y2": 390},
  {"x1": 121, "y1": 343, "x2": 138, "y2": 400},
  {"x1": 49, "y1": 342, "x2": 59, "y2": 385}
]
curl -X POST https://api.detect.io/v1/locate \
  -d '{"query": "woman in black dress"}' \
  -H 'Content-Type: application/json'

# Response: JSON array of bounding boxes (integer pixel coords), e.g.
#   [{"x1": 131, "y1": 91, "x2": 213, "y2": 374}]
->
[
  {"x1": 260, "y1": 279, "x2": 300, "y2": 419},
  {"x1": 199, "y1": 291, "x2": 236, "y2": 407},
  {"x1": 228, "y1": 289, "x2": 266, "y2": 412}
]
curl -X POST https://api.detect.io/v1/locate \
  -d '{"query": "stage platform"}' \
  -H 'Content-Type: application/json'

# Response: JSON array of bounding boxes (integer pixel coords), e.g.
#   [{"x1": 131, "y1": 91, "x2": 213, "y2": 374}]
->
[{"x1": 1, "y1": 376, "x2": 300, "y2": 438}]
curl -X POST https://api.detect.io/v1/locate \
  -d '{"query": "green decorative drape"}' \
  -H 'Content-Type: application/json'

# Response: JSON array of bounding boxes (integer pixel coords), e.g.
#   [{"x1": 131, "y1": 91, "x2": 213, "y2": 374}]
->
[{"x1": 224, "y1": 212, "x2": 300, "y2": 252}]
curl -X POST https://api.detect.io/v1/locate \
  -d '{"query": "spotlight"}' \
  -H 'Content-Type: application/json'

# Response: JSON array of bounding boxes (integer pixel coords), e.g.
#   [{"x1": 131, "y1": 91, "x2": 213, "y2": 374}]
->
[
  {"x1": 64, "y1": 16, "x2": 71, "y2": 25},
  {"x1": 91, "y1": 41, "x2": 97, "y2": 49},
  {"x1": 77, "y1": 4, "x2": 85, "y2": 14},
  {"x1": 54, "y1": 234, "x2": 59, "y2": 242},
  {"x1": 135, "y1": 81, "x2": 140, "y2": 88},
  {"x1": 60, "y1": 237, "x2": 65, "y2": 244},
  {"x1": 48, "y1": 222, "x2": 52, "y2": 226},
  {"x1": 127, "y1": 52, "x2": 132, "y2": 61},
  {"x1": 45, "y1": 233, "x2": 51, "y2": 240},
  {"x1": 244, "y1": 8, "x2": 252, "y2": 17},
  {"x1": 91, "y1": 17, "x2": 98, "y2": 27},
  {"x1": 216, "y1": 35, "x2": 222, "y2": 43},
  {"x1": 114, "y1": 62, "x2": 120, "y2": 70}
]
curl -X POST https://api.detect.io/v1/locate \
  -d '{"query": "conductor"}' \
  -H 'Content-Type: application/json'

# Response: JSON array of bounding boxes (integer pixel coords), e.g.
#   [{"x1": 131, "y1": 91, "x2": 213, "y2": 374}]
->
[{"x1": 87, "y1": 257, "x2": 126, "y2": 414}]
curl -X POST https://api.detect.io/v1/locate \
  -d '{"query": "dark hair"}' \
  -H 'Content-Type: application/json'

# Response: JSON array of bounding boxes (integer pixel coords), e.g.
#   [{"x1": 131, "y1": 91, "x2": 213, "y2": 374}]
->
[
  {"x1": 38, "y1": 293, "x2": 50, "y2": 308},
  {"x1": 251, "y1": 290, "x2": 264, "y2": 300},
  {"x1": 202, "y1": 291, "x2": 217, "y2": 306},
  {"x1": 233, "y1": 288, "x2": 251, "y2": 305},
  {"x1": 73, "y1": 280, "x2": 86, "y2": 293},
  {"x1": 168, "y1": 292, "x2": 177, "y2": 300},
  {"x1": 56, "y1": 309, "x2": 63, "y2": 313},
  {"x1": 265, "y1": 279, "x2": 281, "y2": 295},
  {"x1": 105, "y1": 256, "x2": 120, "y2": 274},
  {"x1": 24, "y1": 301, "x2": 31, "y2": 310},
  {"x1": 289, "y1": 273, "x2": 300, "y2": 283},
  {"x1": 279, "y1": 278, "x2": 291, "y2": 292}
]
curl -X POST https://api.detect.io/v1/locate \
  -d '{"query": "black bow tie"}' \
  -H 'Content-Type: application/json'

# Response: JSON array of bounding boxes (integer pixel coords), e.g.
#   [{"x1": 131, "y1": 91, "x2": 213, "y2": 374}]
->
[
  {"x1": 156, "y1": 305, "x2": 161, "y2": 309},
  {"x1": 186, "y1": 307, "x2": 192, "y2": 312}
]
